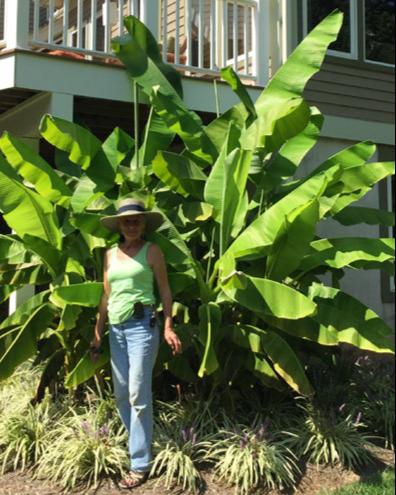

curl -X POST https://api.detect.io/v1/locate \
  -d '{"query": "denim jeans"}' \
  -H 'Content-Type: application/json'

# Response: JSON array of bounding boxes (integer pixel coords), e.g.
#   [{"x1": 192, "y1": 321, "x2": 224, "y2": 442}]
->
[{"x1": 109, "y1": 313, "x2": 160, "y2": 473}]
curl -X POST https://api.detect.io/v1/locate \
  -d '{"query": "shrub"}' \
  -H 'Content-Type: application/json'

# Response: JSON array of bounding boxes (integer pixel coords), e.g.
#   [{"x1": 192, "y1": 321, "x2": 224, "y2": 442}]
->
[
  {"x1": 35, "y1": 404, "x2": 128, "y2": 490},
  {"x1": 150, "y1": 397, "x2": 219, "y2": 493},
  {"x1": 287, "y1": 400, "x2": 377, "y2": 470},
  {"x1": 206, "y1": 412, "x2": 298, "y2": 495},
  {"x1": 0, "y1": 397, "x2": 59, "y2": 475}
]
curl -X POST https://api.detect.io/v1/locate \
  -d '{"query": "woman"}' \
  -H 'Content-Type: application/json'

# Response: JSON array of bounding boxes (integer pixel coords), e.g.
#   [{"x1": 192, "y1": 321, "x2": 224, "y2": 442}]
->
[{"x1": 90, "y1": 198, "x2": 182, "y2": 490}]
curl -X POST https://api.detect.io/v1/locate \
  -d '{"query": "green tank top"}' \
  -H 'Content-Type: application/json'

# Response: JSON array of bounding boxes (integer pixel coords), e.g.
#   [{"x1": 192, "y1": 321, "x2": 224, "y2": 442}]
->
[{"x1": 107, "y1": 242, "x2": 155, "y2": 324}]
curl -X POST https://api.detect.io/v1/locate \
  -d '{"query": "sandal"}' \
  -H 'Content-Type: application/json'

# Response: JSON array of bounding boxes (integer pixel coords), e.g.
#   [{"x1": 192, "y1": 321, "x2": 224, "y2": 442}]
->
[{"x1": 118, "y1": 470, "x2": 149, "y2": 489}]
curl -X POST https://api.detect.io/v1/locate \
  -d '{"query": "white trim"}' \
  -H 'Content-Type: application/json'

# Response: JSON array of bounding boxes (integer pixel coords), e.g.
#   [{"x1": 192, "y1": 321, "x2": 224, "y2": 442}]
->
[
  {"x1": 302, "y1": 0, "x2": 358, "y2": 60},
  {"x1": 363, "y1": 0, "x2": 395, "y2": 68}
]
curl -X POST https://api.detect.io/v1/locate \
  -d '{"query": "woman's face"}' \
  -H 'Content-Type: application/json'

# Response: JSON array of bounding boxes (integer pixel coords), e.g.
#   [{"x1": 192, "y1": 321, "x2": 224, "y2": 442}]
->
[{"x1": 119, "y1": 215, "x2": 146, "y2": 241}]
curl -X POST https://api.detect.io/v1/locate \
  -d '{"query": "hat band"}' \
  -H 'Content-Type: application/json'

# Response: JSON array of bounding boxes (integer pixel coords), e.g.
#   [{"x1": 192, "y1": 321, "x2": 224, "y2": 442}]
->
[{"x1": 118, "y1": 204, "x2": 146, "y2": 214}]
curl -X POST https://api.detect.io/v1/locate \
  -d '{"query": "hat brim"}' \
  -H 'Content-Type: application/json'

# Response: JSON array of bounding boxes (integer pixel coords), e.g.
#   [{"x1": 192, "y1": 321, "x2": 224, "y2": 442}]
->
[{"x1": 100, "y1": 211, "x2": 164, "y2": 233}]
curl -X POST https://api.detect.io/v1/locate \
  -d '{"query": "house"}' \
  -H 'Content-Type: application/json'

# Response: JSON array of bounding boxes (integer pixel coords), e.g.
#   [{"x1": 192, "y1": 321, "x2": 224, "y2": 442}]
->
[{"x1": 0, "y1": 0, "x2": 394, "y2": 328}]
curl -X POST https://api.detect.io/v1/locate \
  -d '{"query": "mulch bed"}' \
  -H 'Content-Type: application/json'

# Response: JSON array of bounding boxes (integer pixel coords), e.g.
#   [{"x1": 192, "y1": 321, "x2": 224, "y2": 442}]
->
[{"x1": 0, "y1": 448, "x2": 393, "y2": 495}]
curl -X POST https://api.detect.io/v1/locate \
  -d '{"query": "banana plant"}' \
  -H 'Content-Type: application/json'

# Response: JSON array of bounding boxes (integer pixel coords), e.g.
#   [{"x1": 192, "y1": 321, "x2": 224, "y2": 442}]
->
[{"x1": 0, "y1": 11, "x2": 394, "y2": 402}]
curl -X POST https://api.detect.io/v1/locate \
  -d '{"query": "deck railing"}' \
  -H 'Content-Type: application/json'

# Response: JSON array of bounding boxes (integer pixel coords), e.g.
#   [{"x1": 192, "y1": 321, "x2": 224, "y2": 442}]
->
[{"x1": 0, "y1": 0, "x2": 270, "y2": 86}]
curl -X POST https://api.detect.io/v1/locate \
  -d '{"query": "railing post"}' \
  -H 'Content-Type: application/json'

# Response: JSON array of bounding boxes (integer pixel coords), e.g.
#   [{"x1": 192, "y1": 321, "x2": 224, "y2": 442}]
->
[
  {"x1": 140, "y1": 0, "x2": 160, "y2": 40},
  {"x1": 255, "y1": 0, "x2": 270, "y2": 86},
  {"x1": 4, "y1": 0, "x2": 30, "y2": 50}
]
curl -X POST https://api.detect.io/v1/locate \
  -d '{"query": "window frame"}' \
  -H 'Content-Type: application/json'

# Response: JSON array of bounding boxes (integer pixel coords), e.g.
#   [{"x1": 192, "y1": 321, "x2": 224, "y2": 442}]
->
[
  {"x1": 363, "y1": 0, "x2": 395, "y2": 68},
  {"x1": 302, "y1": 0, "x2": 359, "y2": 60}
]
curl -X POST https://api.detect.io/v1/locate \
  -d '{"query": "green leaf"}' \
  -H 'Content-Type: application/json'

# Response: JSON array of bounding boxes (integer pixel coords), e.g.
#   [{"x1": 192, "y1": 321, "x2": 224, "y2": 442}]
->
[
  {"x1": 65, "y1": 340, "x2": 110, "y2": 388},
  {"x1": 123, "y1": 15, "x2": 183, "y2": 97},
  {"x1": 198, "y1": 303, "x2": 222, "y2": 377},
  {"x1": 255, "y1": 10, "x2": 343, "y2": 109},
  {"x1": 0, "y1": 263, "x2": 50, "y2": 286},
  {"x1": 0, "y1": 303, "x2": 57, "y2": 381},
  {"x1": 50, "y1": 283, "x2": 104, "y2": 308},
  {"x1": 299, "y1": 238, "x2": 395, "y2": 272},
  {"x1": 0, "y1": 131, "x2": 72, "y2": 206},
  {"x1": 223, "y1": 166, "x2": 338, "y2": 261},
  {"x1": 0, "y1": 156, "x2": 62, "y2": 249},
  {"x1": 152, "y1": 151, "x2": 207, "y2": 199},
  {"x1": 102, "y1": 127, "x2": 135, "y2": 169},
  {"x1": 21, "y1": 234, "x2": 64, "y2": 278},
  {"x1": 70, "y1": 175, "x2": 104, "y2": 213},
  {"x1": 40, "y1": 115, "x2": 116, "y2": 191},
  {"x1": 205, "y1": 124, "x2": 253, "y2": 254},
  {"x1": 327, "y1": 162, "x2": 395, "y2": 214},
  {"x1": 70, "y1": 213, "x2": 119, "y2": 240},
  {"x1": 266, "y1": 107, "x2": 324, "y2": 181},
  {"x1": 244, "y1": 353, "x2": 284, "y2": 390},
  {"x1": 266, "y1": 200, "x2": 320, "y2": 281},
  {"x1": 132, "y1": 107, "x2": 175, "y2": 169},
  {"x1": 0, "y1": 235, "x2": 29, "y2": 264},
  {"x1": 242, "y1": 325, "x2": 313, "y2": 396},
  {"x1": 222, "y1": 272, "x2": 317, "y2": 320},
  {"x1": 221, "y1": 67, "x2": 257, "y2": 123},
  {"x1": 308, "y1": 283, "x2": 394, "y2": 354},
  {"x1": 334, "y1": 207, "x2": 395, "y2": 227}
]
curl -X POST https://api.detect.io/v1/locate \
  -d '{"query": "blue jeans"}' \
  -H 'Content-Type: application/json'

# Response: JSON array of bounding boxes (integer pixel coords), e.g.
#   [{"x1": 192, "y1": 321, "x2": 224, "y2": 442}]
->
[{"x1": 109, "y1": 313, "x2": 160, "y2": 473}]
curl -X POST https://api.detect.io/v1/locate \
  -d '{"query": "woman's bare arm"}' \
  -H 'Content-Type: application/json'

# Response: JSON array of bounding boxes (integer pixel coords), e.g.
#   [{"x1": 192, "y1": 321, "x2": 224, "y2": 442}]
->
[
  {"x1": 92, "y1": 250, "x2": 110, "y2": 347},
  {"x1": 148, "y1": 244, "x2": 182, "y2": 356}
]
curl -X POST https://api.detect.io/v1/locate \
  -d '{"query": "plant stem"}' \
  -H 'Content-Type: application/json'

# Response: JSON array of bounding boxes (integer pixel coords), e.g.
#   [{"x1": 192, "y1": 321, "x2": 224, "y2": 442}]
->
[
  {"x1": 206, "y1": 226, "x2": 216, "y2": 284},
  {"x1": 134, "y1": 81, "x2": 140, "y2": 170}
]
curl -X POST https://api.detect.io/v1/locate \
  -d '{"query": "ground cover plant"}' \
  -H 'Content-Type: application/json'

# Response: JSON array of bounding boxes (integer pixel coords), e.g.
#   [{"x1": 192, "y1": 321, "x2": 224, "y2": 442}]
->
[{"x1": 0, "y1": 11, "x2": 394, "y2": 407}]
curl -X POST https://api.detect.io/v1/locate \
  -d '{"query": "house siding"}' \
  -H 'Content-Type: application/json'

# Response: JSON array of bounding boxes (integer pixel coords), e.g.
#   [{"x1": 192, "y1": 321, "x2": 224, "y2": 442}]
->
[{"x1": 304, "y1": 59, "x2": 395, "y2": 125}]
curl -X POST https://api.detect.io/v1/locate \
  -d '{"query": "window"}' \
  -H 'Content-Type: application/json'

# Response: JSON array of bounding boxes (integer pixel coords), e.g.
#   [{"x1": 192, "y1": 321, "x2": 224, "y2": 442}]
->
[
  {"x1": 303, "y1": 0, "x2": 358, "y2": 58},
  {"x1": 365, "y1": 0, "x2": 395, "y2": 65}
]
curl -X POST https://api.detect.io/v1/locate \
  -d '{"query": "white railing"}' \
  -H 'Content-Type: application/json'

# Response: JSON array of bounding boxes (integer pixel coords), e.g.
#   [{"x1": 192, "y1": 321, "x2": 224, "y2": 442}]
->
[{"x1": 0, "y1": 0, "x2": 269, "y2": 86}]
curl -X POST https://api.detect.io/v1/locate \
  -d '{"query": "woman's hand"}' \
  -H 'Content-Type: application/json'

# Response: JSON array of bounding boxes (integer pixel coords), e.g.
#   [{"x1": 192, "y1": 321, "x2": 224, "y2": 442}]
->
[
  {"x1": 89, "y1": 336, "x2": 102, "y2": 363},
  {"x1": 164, "y1": 328, "x2": 182, "y2": 356}
]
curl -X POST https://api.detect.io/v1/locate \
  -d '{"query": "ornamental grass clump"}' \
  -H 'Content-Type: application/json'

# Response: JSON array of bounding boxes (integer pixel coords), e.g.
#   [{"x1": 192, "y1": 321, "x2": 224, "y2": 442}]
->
[
  {"x1": 150, "y1": 398, "x2": 219, "y2": 493},
  {"x1": 287, "y1": 400, "x2": 377, "y2": 470},
  {"x1": 0, "y1": 398, "x2": 58, "y2": 475},
  {"x1": 206, "y1": 414, "x2": 298, "y2": 495},
  {"x1": 35, "y1": 404, "x2": 128, "y2": 490}
]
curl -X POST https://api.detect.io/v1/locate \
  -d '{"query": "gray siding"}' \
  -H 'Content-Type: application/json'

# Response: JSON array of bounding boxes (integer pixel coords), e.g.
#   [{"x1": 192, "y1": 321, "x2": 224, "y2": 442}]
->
[{"x1": 304, "y1": 59, "x2": 395, "y2": 124}]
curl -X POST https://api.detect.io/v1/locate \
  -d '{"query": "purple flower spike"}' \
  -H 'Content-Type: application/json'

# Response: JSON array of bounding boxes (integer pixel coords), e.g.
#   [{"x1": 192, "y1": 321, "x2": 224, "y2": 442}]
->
[
  {"x1": 338, "y1": 403, "x2": 346, "y2": 412},
  {"x1": 81, "y1": 420, "x2": 91, "y2": 434},
  {"x1": 355, "y1": 412, "x2": 363, "y2": 425}
]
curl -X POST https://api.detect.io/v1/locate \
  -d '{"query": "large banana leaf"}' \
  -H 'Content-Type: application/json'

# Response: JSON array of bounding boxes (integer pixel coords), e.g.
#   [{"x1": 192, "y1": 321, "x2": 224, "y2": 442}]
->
[
  {"x1": 70, "y1": 175, "x2": 104, "y2": 213},
  {"x1": 222, "y1": 272, "x2": 317, "y2": 320},
  {"x1": 255, "y1": 11, "x2": 343, "y2": 110},
  {"x1": 0, "y1": 156, "x2": 62, "y2": 249},
  {"x1": 223, "y1": 166, "x2": 339, "y2": 261},
  {"x1": 0, "y1": 286, "x2": 14, "y2": 305},
  {"x1": 308, "y1": 283, "x2": 394, "y2": 354},
  {"x1": 0, "y1": 132, "x2": 72, "y2": 207},
  {"x1": 112, "y1": 19, "x2": 217, "y2": 164},
  {"x1": 299, "y1": 238, "x2": 395, "y2": 272},
  {"x1": 264, "y1": 108, "x2": 323, "y2": 186},
  {"x1": 102, "y1": 127, "x2": 135, "y2": 169},
  {"x1": 326, "y1": 162, "x2": 395, "y2": 214},
  {"x1": 40, "y1": 116, "x2": 116, "y2": 191},
  {"x1": 221, "y1": 67, "x2": 257, "y2": 123},
  {"x1": 153, "y1": 151, "x2": 207, "y2": 199},
  {"x1": 70, "y1": 213, "x2": 118, "y2": 240},
  {"x1": 205, "y1": 124, "x2": 252, "y2": 255},
  {"x1": 244, "y1": 352, "x2": 284, "y2": 390},
  {"x1": 197, "y1": 303, "x2": 222, "y2": 378},
  {"x1": 266, "y1": 200, "x2": 320, "y2": 281},
  {"x1": 241, "y1": 325, "x2": 313, "y2": 396},
  {"x1": 0, "y1": 303, "x2": 57, "y2": 380},
  {"x1": 21, "y1": 234, "x2": 64, "y2": 278},
  {"x1": 0, "y1": 235, "x2": 29, "y2": 264},
  {"x1": 0, "y1": 262, "x2": 50, "y2": 286},
  {"x1": 334, "y1": 207, "x2": 395, "y2": 227},
  {"x1": 65, "y1": 338, "x2": 110, "y2": 388},
  {"x1": 131, "y1": 107, "x2": 175, "y2": 168},
  {"x1": 50, "y1": 283, "x2": 104, "y2": 309}
]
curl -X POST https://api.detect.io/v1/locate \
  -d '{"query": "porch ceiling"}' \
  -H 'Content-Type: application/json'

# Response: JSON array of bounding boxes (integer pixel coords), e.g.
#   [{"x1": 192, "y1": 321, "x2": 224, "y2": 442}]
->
[{"x1": 0, "y1": 88, "x2": 38, "y2": 117}]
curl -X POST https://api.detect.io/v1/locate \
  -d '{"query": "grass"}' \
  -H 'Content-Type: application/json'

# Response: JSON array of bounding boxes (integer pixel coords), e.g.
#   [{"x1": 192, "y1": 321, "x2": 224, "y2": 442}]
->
[{"x1": 321, "y1": 470, "x2": 395, "y2": 495}]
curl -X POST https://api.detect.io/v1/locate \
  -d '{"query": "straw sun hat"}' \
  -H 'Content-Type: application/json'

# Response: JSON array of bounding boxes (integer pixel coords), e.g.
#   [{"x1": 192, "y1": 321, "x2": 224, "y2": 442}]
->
[{"x1": 100, "y1": 199, "x2": 164, "y2": 233}]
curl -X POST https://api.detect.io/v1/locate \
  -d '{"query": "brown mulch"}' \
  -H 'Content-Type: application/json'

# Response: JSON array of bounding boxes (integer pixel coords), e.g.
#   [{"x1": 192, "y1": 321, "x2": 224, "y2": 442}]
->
[{"x1": 0, "y1": 448, "x2": 394, "y2": 495}]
